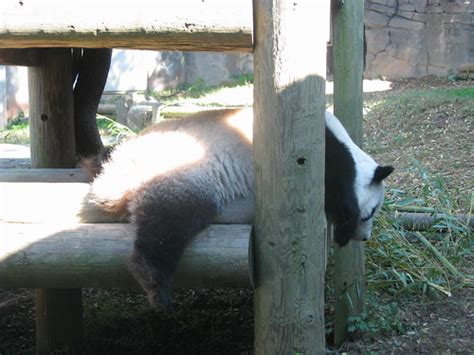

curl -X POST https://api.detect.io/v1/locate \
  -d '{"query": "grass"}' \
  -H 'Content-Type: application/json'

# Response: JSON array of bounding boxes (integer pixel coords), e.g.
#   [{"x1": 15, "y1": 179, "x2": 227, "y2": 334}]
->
[{"x1": 0, "y1": 115, "x2": 30, "y2": 144}]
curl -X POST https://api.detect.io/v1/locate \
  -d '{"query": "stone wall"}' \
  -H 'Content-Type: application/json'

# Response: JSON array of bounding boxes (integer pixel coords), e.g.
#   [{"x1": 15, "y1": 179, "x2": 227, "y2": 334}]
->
[{"x1": 364, "y1": 0, "x2": 474, "y2": 79}]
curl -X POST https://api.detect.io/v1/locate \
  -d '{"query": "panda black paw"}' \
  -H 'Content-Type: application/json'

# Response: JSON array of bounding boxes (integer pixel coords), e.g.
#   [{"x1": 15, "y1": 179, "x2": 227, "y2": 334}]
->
[
  {"x1": 128, "y1": 248, "x2": 175, "y2": 309},
  {"x1": 144, "y1": 278, "x2": 173, "y2": 310}
]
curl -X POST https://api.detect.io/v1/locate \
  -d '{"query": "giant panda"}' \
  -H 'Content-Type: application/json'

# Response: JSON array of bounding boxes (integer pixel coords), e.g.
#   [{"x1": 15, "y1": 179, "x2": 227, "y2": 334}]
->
[{"x1": 83, "y1": 108, "x2": 393, "y2": 308}]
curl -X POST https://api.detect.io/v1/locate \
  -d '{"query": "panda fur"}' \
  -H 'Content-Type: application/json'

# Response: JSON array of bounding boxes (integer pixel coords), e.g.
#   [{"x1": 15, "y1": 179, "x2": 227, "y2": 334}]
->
[{"x1": 84, "y1": 108, "x2": 393, "y2": 307}]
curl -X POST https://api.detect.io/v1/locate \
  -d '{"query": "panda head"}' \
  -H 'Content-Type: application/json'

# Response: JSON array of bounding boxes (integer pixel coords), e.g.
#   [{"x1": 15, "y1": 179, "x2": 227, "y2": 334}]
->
[{"x1": 325, "y1": 112, "x2": 394, "y2": 247}]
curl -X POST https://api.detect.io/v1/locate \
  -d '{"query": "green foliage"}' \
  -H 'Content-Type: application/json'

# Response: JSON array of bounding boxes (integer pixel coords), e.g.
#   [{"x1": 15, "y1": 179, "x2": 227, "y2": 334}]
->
[
  {"x1": 328, "y1": 160, "x2": 473, "y2": 339},
  {"x1": 347, "y1": 298, "x2": 406, "y2": 336},
  {"x1": 367, "y1": 161, "x2": 472, "y2": 297},
  {"x1": 96, "y1": 114, "x2": 136, "y2": 140},
  {"x1": 0, "y1": 115, "x2": 30, "y2": 144}
]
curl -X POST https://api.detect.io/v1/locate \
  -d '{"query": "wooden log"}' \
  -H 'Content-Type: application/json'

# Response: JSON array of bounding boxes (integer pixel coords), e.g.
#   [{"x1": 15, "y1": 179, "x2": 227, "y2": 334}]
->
[
  {"x1": 0, "y1": 181, "x2": 254, "y2": 224},
  {"x1": 0, "y1": 1, "x2": 253, "y2": 52},
  {"x1": 332, "y1": 1, "x2": 365, "y2": 347},
  {"x1": 458, "y1": 63, "x2": 474, "y2": 73},
  {"x1": 397, "y1": 212, "x2": 474, "y2": 231},
  {"x1": 0, "y1": 168, "x2": 89, "y2": 182},
  {"x1": 97, "y1": 104, "x2": 116, "y2": 115},
  {"x1": 28, "y1": 48, "x2": 76, "y2": 168},
  {"x1": 0, "y1": 223, "x2": 251, "y2": 289},
  {"x1": 253, "y1": 0, "x2": 329, "y2": 353},
  {"x1": 27, "y1": 47, "x2": 81, "y2": 354},
  {"x1": 0, "y1": 49, "x2": 41, "y2": 66}
]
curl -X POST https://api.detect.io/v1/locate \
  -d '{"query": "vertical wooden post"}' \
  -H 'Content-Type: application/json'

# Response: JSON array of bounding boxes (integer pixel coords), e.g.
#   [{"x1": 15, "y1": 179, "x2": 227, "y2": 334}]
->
[
  {"x1": 28, "y1": 48, "x2": 83, "y2": 354},
  {"x1": 253, "y1": 0, "x2": 330, "y2": 353},
  {"x1": 332, "y1": 1, "x2": 365, "y2": 347}
]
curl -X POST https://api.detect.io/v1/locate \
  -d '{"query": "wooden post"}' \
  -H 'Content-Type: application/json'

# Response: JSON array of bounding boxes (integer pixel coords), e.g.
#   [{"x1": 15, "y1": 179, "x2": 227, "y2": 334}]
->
[
  {"x1": 28, "y1": 48, "x2": 83, "y2": 354},
  {"x1": 29, "y1": 49, "x2": 76, "y2": 168},
  {"x1": 253, "y1": 0, "x2": 330, "y2": 353},
  {"x1": 332, "y1": 1, "x2": 365, "y2": 347}
]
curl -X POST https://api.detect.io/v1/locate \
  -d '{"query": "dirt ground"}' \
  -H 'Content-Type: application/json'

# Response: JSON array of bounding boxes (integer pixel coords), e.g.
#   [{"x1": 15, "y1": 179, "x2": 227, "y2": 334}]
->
[{"x1": 0, "y1": 78, "x2": 472, "y2": 354}]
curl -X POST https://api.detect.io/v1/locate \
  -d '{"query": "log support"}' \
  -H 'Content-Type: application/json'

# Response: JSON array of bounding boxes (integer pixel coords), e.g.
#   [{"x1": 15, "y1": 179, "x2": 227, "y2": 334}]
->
[
  {"x1": 332, "y1": 1, "x2": 366, "y2": 346},
  {"x1": 0, "y1": 223, "x2": 251, "y2": 289},
  {"x1": 27, "y1": 48, "x2": 82, "y2": 354},
  {"x1": 253, "y1": 0, "x2": 329, "y2": 353},
  {"x1": 0, "y1": 1, "x2": 253, "y2": 52}
]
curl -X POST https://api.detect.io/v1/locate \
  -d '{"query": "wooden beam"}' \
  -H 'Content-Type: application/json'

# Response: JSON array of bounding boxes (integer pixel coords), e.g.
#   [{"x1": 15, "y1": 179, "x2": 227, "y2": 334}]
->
[
  {"x1": 0, "y1": 223, "x2": 251, "y2": 289},
  {"x1": 0, "y1": 168, "x2": 89, "y2": 182},
  {"x1": 0, "y1": 1, "x2": 253, "y2": 52},
  {"x1": 252, "y1": 0, "x2": 329, "y2": 353},
  {"x1": 0, "y1": 180, "x2": 254, "y2": 224},
  {"x1": 332, "y1": 1, "x2": 366, "y2": 347},
  {"x1": 0, "y1": 49, "x2": 41, "y2": 66}
]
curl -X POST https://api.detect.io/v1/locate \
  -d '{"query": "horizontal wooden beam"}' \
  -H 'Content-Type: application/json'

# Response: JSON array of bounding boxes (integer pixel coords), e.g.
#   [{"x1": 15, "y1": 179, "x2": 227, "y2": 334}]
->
[
  {"x1": 0, "y1": 180, "x2": 255, "y2": 224},
  {"x1": 397, "y1": 212, "x2": 474, "y2": 230},
  {"x1": 0, "y1": 1, "x2": 253, "y2": 52},
  {"x1": 0, "y1": 49, "x2": 41, "y2": 66},
  {"x1": 0, "y1": 168, "x2": 90, "y2": 182},
  {"x1": 0, "y1": 222, "x2": 251, "y2": 289}
]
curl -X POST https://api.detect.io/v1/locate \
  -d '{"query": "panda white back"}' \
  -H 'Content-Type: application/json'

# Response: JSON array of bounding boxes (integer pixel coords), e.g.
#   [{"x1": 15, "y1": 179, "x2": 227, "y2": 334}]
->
[{"x1": 85, "y1": 108, "x2": 392, "y2": 307}]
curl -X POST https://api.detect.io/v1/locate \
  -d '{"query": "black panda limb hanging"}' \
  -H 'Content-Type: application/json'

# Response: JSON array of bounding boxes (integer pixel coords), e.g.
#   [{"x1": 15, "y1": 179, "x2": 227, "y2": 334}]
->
[{"x1": 82, "y1": 108, "x2": 393, "y2": 308}]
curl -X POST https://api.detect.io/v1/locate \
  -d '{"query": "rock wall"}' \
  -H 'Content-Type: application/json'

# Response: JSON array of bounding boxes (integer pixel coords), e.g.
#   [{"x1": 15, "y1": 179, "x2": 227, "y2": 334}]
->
[{"x1": 364, "y1": 0, "x2": 474, "y2": 79}]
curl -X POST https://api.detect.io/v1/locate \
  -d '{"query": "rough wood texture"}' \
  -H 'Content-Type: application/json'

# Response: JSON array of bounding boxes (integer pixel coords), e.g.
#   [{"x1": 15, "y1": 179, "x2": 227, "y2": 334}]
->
[
  {"x1": 397, "y1": 212, "x2": 474, "y2": 230},
  {"x1": 0, "y1": 1, "x2": 253, "y2": 52},
  {"x1": 253, "y1": 0, "x2": 329, "y2": 353},
  {"x1": 27, "y1": 47, "x2": 81, "y2": 354},
  {"x1": 35, "y1": 289, "x2": 83, "y2": 355},
  {"x1": 0, "y1": 168, "x2": 89, "y2": 182},
  {"x1": 0, "y1": 223, "x2": 251, "y2": 289},
  {"x1": 332, "y1": 1, "x2": 366, "y2": 347},
  {"x1": 0, "y1": 48, "x2": 40, "y2": 66},
  {"x1": 28, "y1": 48, "x2": 76, "y2": 168},
  {"x1": 0, "y1": 181, "x2": 254, "y2": 224}
]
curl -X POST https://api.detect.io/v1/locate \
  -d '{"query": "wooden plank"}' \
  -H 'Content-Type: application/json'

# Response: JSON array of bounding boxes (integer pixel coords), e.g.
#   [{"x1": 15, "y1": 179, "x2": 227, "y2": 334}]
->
[
  {"x1": 0, "y1": 0, "x2": 253, "y2": 52},
  {"x1": 332, "y1": 1, "x2": 366, "y2": 347},
  {"x1": 252, "y1": 0, "x2": 329, "y2": 353},
  {"x1": 0, "y1": 223, "x2": 251, "y2": 289},
  {"x1": 0, "y1": 168, "x2": 90, "y2": 182},
  {"x1": 0, "y1": 181, "x2": 254, "y2": 224},
  {"x1": 0, "y1": 49, "x2": 41, "y2": 66}
]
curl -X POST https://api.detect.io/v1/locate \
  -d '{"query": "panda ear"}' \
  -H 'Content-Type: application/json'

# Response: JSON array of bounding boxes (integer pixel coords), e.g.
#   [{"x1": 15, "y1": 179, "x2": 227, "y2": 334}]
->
[{"x1": 372, "y1": 165, "x2": 394, "y2": 184}]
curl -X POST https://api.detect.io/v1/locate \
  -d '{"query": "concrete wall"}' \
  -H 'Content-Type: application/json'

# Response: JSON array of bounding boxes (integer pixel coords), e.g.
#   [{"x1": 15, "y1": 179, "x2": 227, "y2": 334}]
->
[{"x1": 364, "y1": 0, "x2": 474, "y2": 79}]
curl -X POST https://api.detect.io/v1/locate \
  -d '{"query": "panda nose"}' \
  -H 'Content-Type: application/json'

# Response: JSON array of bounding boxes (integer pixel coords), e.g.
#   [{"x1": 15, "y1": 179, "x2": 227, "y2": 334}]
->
[{"x1": 362, "y1": 237, "x2": 368, "y2": 241}]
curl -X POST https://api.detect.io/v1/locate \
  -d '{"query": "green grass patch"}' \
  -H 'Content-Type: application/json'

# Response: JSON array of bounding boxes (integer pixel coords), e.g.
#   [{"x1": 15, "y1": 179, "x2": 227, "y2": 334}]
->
[
  {"x1": 0, "y1": 117, "x2": 30, "y2": 144},
  {"x1": 370, "y1": 86, "x2": 474, "y2": 118}
]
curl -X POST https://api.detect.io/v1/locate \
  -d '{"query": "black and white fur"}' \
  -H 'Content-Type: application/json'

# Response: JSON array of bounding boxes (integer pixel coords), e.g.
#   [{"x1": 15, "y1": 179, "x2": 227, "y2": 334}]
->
[{"x1": 84, "y1": 108, "x2": 393, "y2": 307}]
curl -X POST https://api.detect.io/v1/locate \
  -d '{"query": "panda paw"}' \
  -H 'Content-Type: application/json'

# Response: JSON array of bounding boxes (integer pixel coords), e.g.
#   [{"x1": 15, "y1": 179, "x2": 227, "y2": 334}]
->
[{"x1": 128, "y1": 249, "x2": 175, "y2": 310}]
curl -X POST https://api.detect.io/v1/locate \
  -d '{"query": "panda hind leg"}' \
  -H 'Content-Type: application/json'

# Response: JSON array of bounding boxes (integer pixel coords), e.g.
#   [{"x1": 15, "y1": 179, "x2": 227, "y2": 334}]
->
[{"x1": 127, "y1": 177, "x2": 219, "y2": 308}]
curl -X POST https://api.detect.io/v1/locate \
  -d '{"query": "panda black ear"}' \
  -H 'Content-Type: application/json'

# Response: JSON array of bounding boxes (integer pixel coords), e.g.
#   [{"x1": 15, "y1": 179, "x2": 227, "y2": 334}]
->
[{"x1": 372, "y1": 165, "x2": 394, "y2": 184}]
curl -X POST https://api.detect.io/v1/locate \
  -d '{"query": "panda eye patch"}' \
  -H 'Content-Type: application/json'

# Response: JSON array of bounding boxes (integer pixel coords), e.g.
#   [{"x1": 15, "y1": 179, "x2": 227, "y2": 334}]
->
[{"x1": 361, "y1": 206, "x2": 377, "y2": 222}]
